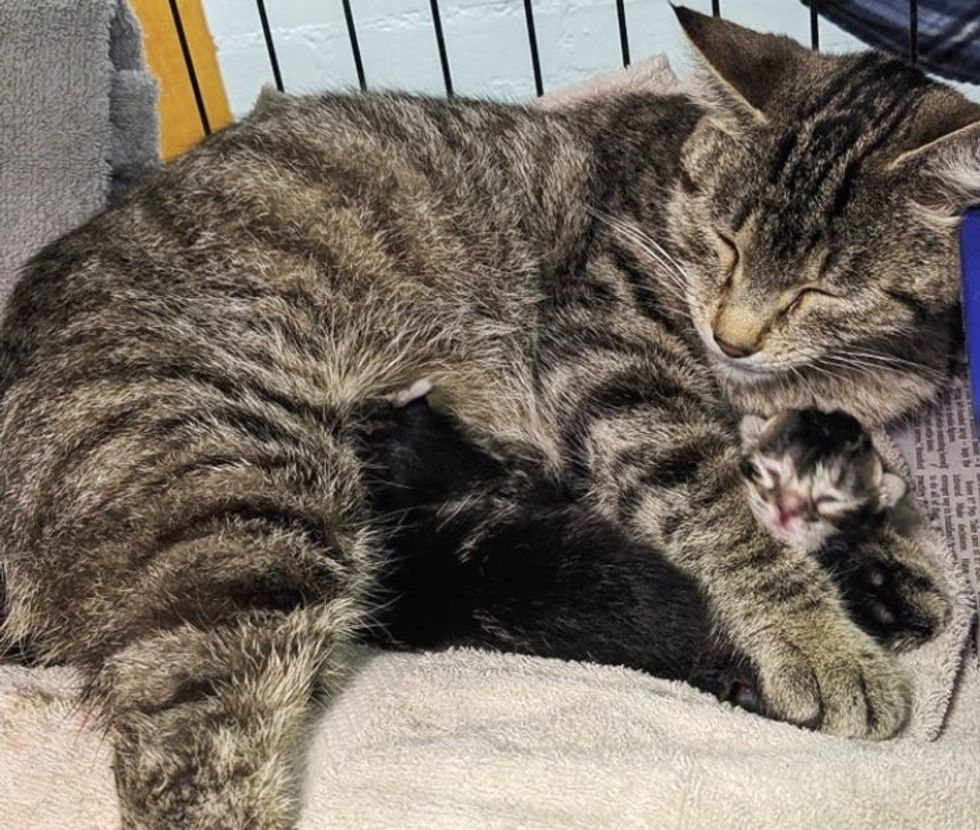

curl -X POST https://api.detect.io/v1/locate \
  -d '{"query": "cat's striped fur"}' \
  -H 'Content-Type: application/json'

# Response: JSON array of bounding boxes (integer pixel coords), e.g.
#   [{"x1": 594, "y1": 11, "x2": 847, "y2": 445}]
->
[{"x1": 0, "y1": 8, "x2": 974, "y2": 828}]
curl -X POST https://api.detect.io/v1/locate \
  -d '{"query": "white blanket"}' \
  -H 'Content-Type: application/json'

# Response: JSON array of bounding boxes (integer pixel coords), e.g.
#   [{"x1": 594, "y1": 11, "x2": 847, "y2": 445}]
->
[
  {"x1": 2, "y1": 51, "x2": 978, "y2": 830},
  {"x1": 3, "y1": 642, "x2": 978, "y2": 829}
]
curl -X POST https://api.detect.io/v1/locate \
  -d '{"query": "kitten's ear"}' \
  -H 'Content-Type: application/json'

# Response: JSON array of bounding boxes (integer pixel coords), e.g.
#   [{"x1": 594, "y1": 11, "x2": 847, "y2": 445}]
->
[
  {"x1": 739, "y1": 414, "x2": 768, "y2": 445},
  {"x1": 888, "y1": 90, "x2": 980, "y2": 170},
  {"x1": 878, "y1": 472, "x2": 907, "y2": 509},
  {"x1": 673, "y1": 6, "x2": 812, "y2": 123}
]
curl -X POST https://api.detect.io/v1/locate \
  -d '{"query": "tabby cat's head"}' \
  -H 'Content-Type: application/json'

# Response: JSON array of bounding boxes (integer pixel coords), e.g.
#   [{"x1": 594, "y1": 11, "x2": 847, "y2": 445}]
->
[{"x1": 668, "y1": 8, "x2": 980, "y2": 426}]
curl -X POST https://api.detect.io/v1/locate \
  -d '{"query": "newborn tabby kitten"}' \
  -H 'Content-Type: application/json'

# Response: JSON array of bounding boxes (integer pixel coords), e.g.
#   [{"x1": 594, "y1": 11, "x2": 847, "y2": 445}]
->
[
  {"x1": 739, "y1": 409, "x2": 918, "y2": 643},
  {"x1": 357, "y1": 392, "x2": 763, "y2": 713},
  {"x1": 738, "y1": 409, "x2": 905, "y2": 553}
]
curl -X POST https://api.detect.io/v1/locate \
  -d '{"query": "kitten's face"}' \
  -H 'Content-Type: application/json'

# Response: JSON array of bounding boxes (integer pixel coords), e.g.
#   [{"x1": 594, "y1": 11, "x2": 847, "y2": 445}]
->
[
  {"x1": 667, "y1": 11, "x2": 978, "y2": 426},
  {"x1": 739, "y1": 410, "x2": 905, "y2": 553}
]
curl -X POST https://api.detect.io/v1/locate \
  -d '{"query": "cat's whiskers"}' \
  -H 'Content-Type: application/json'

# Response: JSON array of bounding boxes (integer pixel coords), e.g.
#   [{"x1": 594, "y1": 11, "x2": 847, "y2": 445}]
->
[
  {"x1": 845, "y1": 349, "x2": 944, "y2": 376},
  {"x1": 800, "y1": 361, "x2": 845, "y2": 384},
  {"x1": 821, "y1": 350, "x2": 946, "y2": 383},
  {"x1": 818, "y1": 334, "x2": 945, "y2": 376},
  {"x1": 587, "y1": 206, "x2": 692, "y2": 296},
  {"x1": 626, "y1": 281, "x2": 692, "y2": 320},
  {"x1": 609, "y1": 225, "x2": 690, "y2": 295},
  {"x1": 819, "y1": 355, "x2": 890, "y2": 380}
]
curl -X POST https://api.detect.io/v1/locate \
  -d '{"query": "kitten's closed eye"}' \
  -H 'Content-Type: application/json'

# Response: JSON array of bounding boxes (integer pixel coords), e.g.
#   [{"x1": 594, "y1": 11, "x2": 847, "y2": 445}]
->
[
  {"x1": 763, "y1": 466, "x2": 781, "y2": 486},
  {"x1": 738, "y1": 456, "x2": 781, "y2": 491},
  {"x1": 814, "y1": 492, "x2": 853, "y2": 519},
  {"x1": 738, "y1": 457, "x2": 757, "y2": 481}
]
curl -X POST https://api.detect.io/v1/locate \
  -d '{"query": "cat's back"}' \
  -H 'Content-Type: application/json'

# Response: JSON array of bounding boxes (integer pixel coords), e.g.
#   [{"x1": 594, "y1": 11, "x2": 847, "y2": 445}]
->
[
  {"x1": 1, "y1": 92, "x2": 591, "y2": 390},
  {"x1": 0, "y1": 92, "x2": 590, "y2": 564},
  {"x1": 2, "y1": 84, "x2": 703, "y2": 383}
]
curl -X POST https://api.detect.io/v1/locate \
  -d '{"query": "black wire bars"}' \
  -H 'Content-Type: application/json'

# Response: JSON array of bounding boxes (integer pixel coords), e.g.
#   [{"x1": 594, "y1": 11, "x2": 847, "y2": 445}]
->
[{"x1": 172, "y1": 1, "x2": 924, "y2": 137}]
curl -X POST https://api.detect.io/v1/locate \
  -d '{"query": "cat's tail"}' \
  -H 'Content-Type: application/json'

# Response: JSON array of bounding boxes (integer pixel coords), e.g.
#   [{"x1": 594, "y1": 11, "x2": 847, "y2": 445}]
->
[
  {"x1": 97, "y1": 605, "x2": 358, "y2": 829},
  {"x1": 1, "y1": 394, "x2": 381, "y2": 828},
  {"x1": 92, "y1": 440, "x2": 379, "y2": 828}
]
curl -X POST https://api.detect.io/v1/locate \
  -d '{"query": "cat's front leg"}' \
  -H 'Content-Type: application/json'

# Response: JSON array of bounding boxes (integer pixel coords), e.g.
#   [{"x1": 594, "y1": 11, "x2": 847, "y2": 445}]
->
[
  {"x1": 639, "y1": 460, "x2": 910, "y2": 737},
  {"x1": 539, "y1": 338, "x2": 909, "y2": 737}
]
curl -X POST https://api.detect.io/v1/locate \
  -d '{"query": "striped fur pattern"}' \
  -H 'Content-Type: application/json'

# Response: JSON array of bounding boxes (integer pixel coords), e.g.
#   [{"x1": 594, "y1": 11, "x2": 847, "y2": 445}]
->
[{"x1": 0, "y1": 7, "x2": 972, "y2": 827}]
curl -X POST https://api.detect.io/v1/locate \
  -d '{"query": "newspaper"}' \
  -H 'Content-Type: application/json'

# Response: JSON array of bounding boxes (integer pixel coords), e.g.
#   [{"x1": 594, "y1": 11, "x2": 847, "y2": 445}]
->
[{"x1": 889, "y1": 379, "x2": 980, "y2": 651}]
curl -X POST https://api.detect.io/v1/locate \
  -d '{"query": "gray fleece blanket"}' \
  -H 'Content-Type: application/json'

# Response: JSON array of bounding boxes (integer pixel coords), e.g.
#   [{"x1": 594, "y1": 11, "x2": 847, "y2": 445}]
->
[
  {"x1": 0, "y1": 13, "x2": 977, "y2": 827},
  {"x1": 0, "y1": 0, "x2": 158, "y2": 302}
]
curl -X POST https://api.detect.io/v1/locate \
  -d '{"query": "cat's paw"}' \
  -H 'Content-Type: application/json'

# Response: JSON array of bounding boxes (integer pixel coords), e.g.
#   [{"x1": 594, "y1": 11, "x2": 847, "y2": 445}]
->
[
  {"x1": 750, "y1": 609, "x2": 909, "y2": 739},
  {"x1": 820, "y1": 529, "x2": 951, "y2": 652}
]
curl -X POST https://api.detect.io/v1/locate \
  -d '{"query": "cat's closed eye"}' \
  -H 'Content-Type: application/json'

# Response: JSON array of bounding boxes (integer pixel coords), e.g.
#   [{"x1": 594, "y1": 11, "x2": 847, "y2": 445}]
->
[
  {"x1": 783, "y1": 287, "x2": 836, "y2": 318},
  {"x1": 714, "y1": 231, "x2": 740, "y2": 282}
]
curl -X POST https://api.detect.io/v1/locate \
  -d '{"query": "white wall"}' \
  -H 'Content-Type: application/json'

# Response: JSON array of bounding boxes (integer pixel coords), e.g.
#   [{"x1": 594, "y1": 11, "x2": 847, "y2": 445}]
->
[{"x1": 202, "y1": 0, "x2": 977, "y2": 117}]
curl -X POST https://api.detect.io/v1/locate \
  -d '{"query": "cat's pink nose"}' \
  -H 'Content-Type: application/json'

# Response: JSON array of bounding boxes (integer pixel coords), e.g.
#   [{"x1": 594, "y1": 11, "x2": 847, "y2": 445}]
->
[{"x1": 713, "y1": 333, "x2": 754, "y2": 359}]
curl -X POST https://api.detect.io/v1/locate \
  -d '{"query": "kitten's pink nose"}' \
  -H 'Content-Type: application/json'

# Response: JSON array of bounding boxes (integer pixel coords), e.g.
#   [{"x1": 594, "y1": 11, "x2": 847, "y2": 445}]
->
[
  {"x1": 713, "y1": 333, "x2": 754, "y2": 359},
  {"x1": 776, "y1": 493, "x2": 804, "y2": 525}
]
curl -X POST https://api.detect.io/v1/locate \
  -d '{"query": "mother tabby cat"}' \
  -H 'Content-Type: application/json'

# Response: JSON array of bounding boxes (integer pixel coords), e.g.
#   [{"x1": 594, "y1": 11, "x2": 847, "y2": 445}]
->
[{"x1": 0, "y1": 8, "x2": 975, "y2": 828}]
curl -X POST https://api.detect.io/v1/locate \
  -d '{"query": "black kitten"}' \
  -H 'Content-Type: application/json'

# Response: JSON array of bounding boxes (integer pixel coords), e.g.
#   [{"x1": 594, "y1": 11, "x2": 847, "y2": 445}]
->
[{"x1": 356, "y1": 394, "x2": 762, "y2": 714}]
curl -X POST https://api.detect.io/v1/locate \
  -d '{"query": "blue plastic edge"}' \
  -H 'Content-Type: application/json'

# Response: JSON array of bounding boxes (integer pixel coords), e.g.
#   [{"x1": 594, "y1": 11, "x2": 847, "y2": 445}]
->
[{"x1": 960, "y1": 206, "x2": 980, "y2": 426}]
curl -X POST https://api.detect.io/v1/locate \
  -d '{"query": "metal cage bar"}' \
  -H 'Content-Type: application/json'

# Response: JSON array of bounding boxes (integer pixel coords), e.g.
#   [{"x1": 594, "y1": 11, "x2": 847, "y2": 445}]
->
[
  {"x1": 234, "y1": 2, "x2": 930, "y2": 105},
  {"x1": 342, "y1": 0, "x2": 367, "y2": 91},
  {"x1": 429, "y1": 0, "x2": 454, "y2": 98},
  {"x1": 909, "y1": 0, "x2": 919, "y2": 64},
  {"x1": 523, "y1": 0, "x2": 544, "y2": 97},
  {"x1": 615, "y1": 0, "x2": 630, "y2": 67},
  {"x1": 168, "y1": 0, "x2": 211, "y2": 134},
  {"x1": 255, "y1": 0, "x2": 284, "y2": 92}
]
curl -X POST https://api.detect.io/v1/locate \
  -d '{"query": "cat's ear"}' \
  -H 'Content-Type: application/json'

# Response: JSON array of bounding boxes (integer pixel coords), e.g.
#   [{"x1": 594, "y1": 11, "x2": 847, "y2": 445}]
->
[
  {"x1": 739, "y1": 414, "x2": 768, "y2": 445},
  {"x1": 673, "y1": 5, "x2": 812, "y2": 123},
  {"x1": 888, "y1": 92, "x2": 980, "y2": 226},
  {"x1": 878, "y1": 472, "x2": 907, "y2": 509},
  {"x1": 888, "y1": 91, "x2": 980, "y2": 170},
  {"x1": 251, "y1": 84, "x2": 289, "y2": 117}
]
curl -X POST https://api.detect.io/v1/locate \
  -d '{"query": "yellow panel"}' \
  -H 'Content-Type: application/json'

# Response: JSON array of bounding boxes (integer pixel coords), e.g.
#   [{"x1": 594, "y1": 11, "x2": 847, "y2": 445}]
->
[{"x1": 131, "y1": 0, "x2": 233, "y2": 161}]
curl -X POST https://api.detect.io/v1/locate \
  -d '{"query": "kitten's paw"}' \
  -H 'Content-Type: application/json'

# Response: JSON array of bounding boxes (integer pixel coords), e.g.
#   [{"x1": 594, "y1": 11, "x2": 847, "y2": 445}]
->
[
  {"x1": 822, "y1": 531, "x2": 951, "y2": 652},
  {"x1": 690, "y1": 657, "x2": 766, "y2": 716},
  {"x1": 751, "y1": 612, "x2": 909, "y2": 739},
  {"x1": 720, "y1": 669, "x2": 766, "y2": 715},
  {"x1": 840, "y1": 560, "x2": 949, "y2": 652}
]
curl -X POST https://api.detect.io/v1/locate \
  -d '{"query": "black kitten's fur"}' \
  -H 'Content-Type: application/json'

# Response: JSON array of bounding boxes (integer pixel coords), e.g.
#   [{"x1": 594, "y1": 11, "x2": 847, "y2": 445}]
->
[{"x1": 357, "y1": 397, "x2": 761, "y2": 713}]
